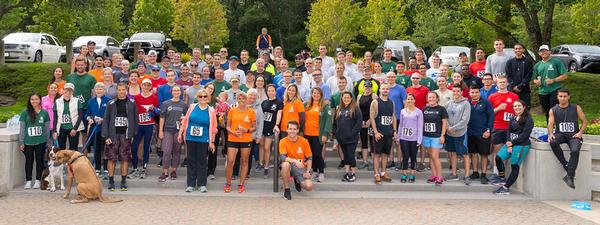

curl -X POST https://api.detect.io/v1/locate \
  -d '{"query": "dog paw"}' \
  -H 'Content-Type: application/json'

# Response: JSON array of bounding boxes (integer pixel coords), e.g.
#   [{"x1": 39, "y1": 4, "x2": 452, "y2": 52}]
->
[
  {"x1": 60, "y1": 186, "x2": 65, "y2": 190},
  {"x1": 50, "y1": 188, "x2": 56, "y2": 192},
  {"x1": 63, "y1": 194, "x2": 69, "y2": 199}
]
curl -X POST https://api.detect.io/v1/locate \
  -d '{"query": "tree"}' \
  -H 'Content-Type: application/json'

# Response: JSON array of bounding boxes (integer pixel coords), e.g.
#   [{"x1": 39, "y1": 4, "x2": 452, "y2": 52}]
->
[
  {"x1": 362, "y1": 0, "x2": 409, "y2": 44},
  {"x1": 28, "y1": 0, "x2": 81, "y2": 41},
  {"x1": 78, "y1": 0, "x2": 125, "y2": 40},
  {"x1": 0, "y1": 0, "x2": 35, "y2": 37},
  {"x1": 305, "y1": 0, "x2": 363, "y2": 53},
  {"x1": 171, "y1": 0, "x2": 228, "y2": 51},
  {"x1": 410, "y1": 5, "x2": 470, "y2": 54},
  {"x1": 569, "y1": 0, "x2": 600, "y2": 45},
  {"x1": 128, "y1": 0, "x2": 174, "y2": 35}
]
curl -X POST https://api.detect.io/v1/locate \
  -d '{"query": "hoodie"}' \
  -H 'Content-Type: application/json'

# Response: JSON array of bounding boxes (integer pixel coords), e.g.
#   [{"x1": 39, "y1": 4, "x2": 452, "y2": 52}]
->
[{"x1": 445, "y1": 97, "x2": 471, "y2": 137}]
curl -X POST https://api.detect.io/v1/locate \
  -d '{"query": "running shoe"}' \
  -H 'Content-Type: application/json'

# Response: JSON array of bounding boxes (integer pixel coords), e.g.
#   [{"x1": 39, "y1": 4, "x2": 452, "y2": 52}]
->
[
  {"x1": 108, "y1": 182, "x2": 115, "y2": 191},
  {"x1": 427, "y1": 175, "x2": 436, "y2": 184},
  {"x1": 102, "y1": 170, "x2": 109, "y2": 180},
  {"x1": 284, "y1": 188, "x2": 292, "y2": 200},
  {"x1": 158, "y1": 173, "x2": 168, "y2": 182},
  {"x1": 318, "y1": 173, "x2": 325, "y2": 183},
  {"x1": 490, "y1": 175, "x2": 506, "y2": 186},
  {"x1": 463, "y1": 176, "x2": 472, "y2": 186},
  {"x1": 127, "y1": 168, "x2": 139, "y2": 179},
  {"x1": 493, "y1": 186, "x2": 510, "y2": 195},
  {"x1": 435, "y1": 176, "x2": 444, "y2": 185},
  {"x1": 358, "y1": 161, "x2": 369, "y2": 170},
  {"x1": 386, "y1": 162, "x2": 395, "y2": 169},
  {"x1": 394, "y1": 166, "x2": 402, "y2": 172},
  {"x1": 341, "y1": 173, "x2": 350, "y2": 182},
  {"x1": 224, "y1": 183, "x2": 231, "y2": 193},
  {"x1": 416, "y1": 163, "x2": 425, "y2": 172},
  {"x1": 400, "y1": 175, "x2": 407, "y2": 183},
  {"x1": 408, "y1": 175, "x2": 415, "y2": 183},
  {"x1": 563, "y1": 175, "x2": 575, "y2": 189},
  {"x1": 374, "y1": 174, "x2": 382, "y2": 184},
  {"x1": 337, "y1": 161, "x2": 345, "y2": 169},
  {"x1": 469, "y1": 172, "x2": 480, "y2": 180},
  {"x1": 33, "y1": 180, "x2": 40, "y2": 189},
  {"x1": 237, "y1": 184, "x2": 245, "y2": 193},
  {"x1": 139, "y1": 169, "x2": 147, "y2": 179},
  {"x1": 294, "y1": 179, "x2": 302, "y2": 192},
  {"x1": 381, "y1": 172, "x2": 392, "y2": 182},
  {"x1": 255, "y1": 164, "x2": 262, "y2": 173},
  {"x1": 186, "y1": 186, "x2": 194, "y2": 192},
  {"x1": 445, "y1": 174, "x2": 459, "y2": 181},
  {"x1": 170, "y1": 171, "x2": 177, "y2": 180},
  {"x1": 263, "y1": 168, "x2": 269, "y2": 179},
  {"x1": 199, "y1": 186, "x2": 208, "y2": 193},
  {"x1": 348, "y1": 173, "x2": 356, "y2": 182},
  {"x1": 120, "y1": 181, "x2": 127, "y2": 191},
  {"x1": 481, "y1": 175, "x2": 489, "y2": 185},
  {"x1": 181, "y1": 158, "x2": 187, "y2": 167},
  {"x1": 208, "y1": 174, "x2": 216, "y2": 180},
  {"x1": 95, "y1": 170, "x2": 101, "y2": 177}
]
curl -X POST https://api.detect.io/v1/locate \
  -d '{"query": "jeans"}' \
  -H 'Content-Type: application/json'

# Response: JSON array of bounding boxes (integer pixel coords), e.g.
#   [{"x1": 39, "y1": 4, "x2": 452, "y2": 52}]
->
[
  {"x1": 550, "y1": 133, "x2": 583, "y2": 177},
  {"x1": 187, "y1": 141, "x2": 209, "y2": 187}
]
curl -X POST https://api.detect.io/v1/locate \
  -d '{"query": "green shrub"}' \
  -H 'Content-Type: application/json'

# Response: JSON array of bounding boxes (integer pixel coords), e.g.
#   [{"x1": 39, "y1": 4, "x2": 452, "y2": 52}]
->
[{"x1": 0, "y1": 63, "x2": 70, "y2": 102}]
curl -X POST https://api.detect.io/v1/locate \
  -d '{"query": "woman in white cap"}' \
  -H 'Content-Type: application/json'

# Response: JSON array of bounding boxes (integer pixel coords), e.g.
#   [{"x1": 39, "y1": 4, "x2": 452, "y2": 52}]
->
[
  {"x1": 53, "y1": 83, "x2": 85, "y2": 150},
  {"x1": 130, "y1": 78, "x2": 159, "y2": 179}
]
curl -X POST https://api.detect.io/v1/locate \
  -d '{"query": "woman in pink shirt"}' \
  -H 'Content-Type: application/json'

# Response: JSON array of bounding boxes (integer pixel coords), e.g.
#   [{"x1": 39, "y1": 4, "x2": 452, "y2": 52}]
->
[{"x1": 41, "y1": 83, "x2": 59, "y2": 132}]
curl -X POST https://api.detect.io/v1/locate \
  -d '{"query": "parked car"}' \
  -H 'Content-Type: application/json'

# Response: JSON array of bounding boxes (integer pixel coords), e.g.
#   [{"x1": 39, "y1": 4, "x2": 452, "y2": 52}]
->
[
  {"x1": 428, "y1": 46, "x2": 470, "y2": 68},
  {"x1": 120, "y1": 32, "x2": 171, "y2": 61},
  {"x1": 73, "y1": 36, "x2": 121, "y2": 58},
  {"x1": 2, "y1": 32, "x2": 65, "y2": 63},
  {"x1": 372, "y1": 40, "x2": 427, "y2": 62},
  {"x1": 551, "y1": 44, "x2": 600, "y2": 72}
]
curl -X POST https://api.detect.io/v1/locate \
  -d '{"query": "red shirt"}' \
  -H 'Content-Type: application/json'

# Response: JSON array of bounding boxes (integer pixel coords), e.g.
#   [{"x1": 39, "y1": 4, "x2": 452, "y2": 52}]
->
[
  {"x1": 469, "y1": 61, "x2": 486, "y2": 78},
  {"x1": 150, "y1": 77, "x2": 167, "y2": 93},
  {"x1": 406, "y1": 85, "x2": 430, "y2": 110},
  {"x1": 404, "y1": 69, "x2": 420, "y2": 76},
  {"x1": 134, "y1": 93, "x2": 160, "y2": 125},
  {"x1": 487, "y1": 91, "x2": 519, "y2": 130}
]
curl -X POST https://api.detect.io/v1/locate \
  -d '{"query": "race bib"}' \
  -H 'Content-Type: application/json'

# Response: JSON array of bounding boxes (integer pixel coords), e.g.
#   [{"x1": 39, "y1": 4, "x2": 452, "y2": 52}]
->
[
  {"x1": 424, "y1": 123, "x2": 436, "y2": 133},
  {"x1": 402, "y1": 127, "x2": 414, "y2": 137},
  {"x1": 176, "y1": 121, "x2": 182, "y2": 130},
  {"x1": 380, "y1": 116, "x2": 393, "y2": 126},
  {"x1": 510, "y1": 133, "x2": 519, "y2": 141},
  {"x1": 503, "y1": 112, "x2": 514, "y2": 122},
  {"x1": 368, "y1": 127, "x2": 374, "y2": 136},
  {"x1": 138, "y1": 113, "x2": 151, "y2": 123},
  {"x1": 190, "y1": 126, "x2": 203, "y2": 137},
  {"x1": 264, "y1": 112, "x2": 273, "y2": 122},
  {"x1": 558, "y1": 122, "x2": 575, "y2": 133},
  {"x1": 76, "y1": 95, "x2": 85, "y2": 104},
  {"x1": 61, "y1": 114, "x2": 72, "y2": 124},
  {"x1": 27, "y1": 126, "x2": 42, "y2": 137},
  {"x1": 115, "y1": 117, "x2": 127, "y2": 127}
]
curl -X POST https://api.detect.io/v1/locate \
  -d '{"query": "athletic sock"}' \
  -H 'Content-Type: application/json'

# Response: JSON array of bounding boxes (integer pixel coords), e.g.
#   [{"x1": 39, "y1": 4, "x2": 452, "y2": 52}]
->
[
  {"x1": 109, "y1": 176, "x2": 114, "y2": 184},
  {"x1": 481, "y1": 173, "x2": 486, "y2": 177},
  {"x1": 121, "y1": 175, "x2": 127, "y2": 183}
]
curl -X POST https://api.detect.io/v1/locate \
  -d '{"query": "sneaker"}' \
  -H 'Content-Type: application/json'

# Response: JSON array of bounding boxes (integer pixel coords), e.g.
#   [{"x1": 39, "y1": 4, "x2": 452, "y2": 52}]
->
[
  {"x1": 208, "y1": 174, "x2": 216, "y2": 180},
  {"x1": 435, "y1": 176, "x2": 444, "y2": 185},
  {"x1": 108, "y1": 182, "x2": 115, "y2": 191},
  {"x1": 348, "y1": 173, "x2": 356, "y2": 182},
  {"x1": 102, "y1": 170, "x2": 109, "y2": 180},
  {"x1": 342, "y1": 173, "x2": 350, "y2": 182},
  {"x1": 120, "y1": 181, "x2": 127, "y2": 191},
  {"x1": 284, "y1": 188, "x2": 292, "y2": 200},
  {"x1": 445, "y1": 174, "x2": 459, "y2": 181},
  {"x1": 469, "y1": 172, "x2": 480, "y2": 180},
  {"x1": 237, "y1": 184, "x2": 245, "y2": 193},
  {"x1": 416, "y1": 163, "x2": 425, "y2": 172},
  {"x1": 394, "y1": 166, "x2": 402, "y2": 172},
  {"x1": 493, "y1": 186, "x2": 510, "y2": 195},
  {"x1": 358, "y1": 161, "x2": 369, "y2": 170},
  {"x1": 95, "y1": 170, "x2": 101, "y2": 177},
  {"x1": 186, "y1": 186, "x2": 194, "y2": 192},
  {"x1": 562, "y1": 163, "x2": 569, "y2": 172},
  {"x1": 233, "y1": 175, "x2": 238, "y2": 180},
  {"x1": 22, "y1": 180, "x2": 30, "y2": 190},
  {"x1": 170, "y1": 171, "x2": 177, "y2": 180},
  {"x1": 128, "y1": 168, "x2": 139, "y2": 178},
  {"x1": 263, "y1": 168, "x2": 269, "y2": 179},
  {"x1": 157, "y1": 161, "x2": 163, "y2": 167},
  {"x1": 199, "y1": 186, "x2": 208, "y2": 193},
  {"x1": 400, "y1": 175, "x2": 407, "y2": 183},
  {"x1": 464, "y1": 176, "x2": 472, "y2": 186},
  {"x1": 294, "y1": 179, "x2": 302, "y2": 192},
  {"x1": 158, "y1": 173, "x2": 168, "y2": 182},
  {"x1": 490, "y1": 175, "x2": 506, "y2": 186},
  {"x1": 318, "y1": 173, "x2": 325, "y2": 183},
  {"x1": 427, "y1": 175, "x2": 436, "y2": 184},
  {"x1": 337, "y1": 161, "x2": 345, "y2": 169},
  {"x1": 386, "y1": 162, "x2": 395, "y2": 169},
  {"x1": 381, "y1": 172, "x2": 392, "y2": 182},
  {"x1": 224, "y1": 184, "x2": 231, "y2": 193},
  {"x1": 33, "y1": 180, "x2": 40, "y2": 189},
  {"x1": 181, "y1": 158, "x2": 187, "y2": 167},
  {"x1": 255, "y1": 164, "x2": 262, "y2": 173},
  {"x1": 563, "y1": 175, "x2": 575, "y2": 189},
  {"x1": 367, "y1": 162, "x2": 374, "y2": 171},
  {"x1": 408, "y1": 175, "x2": 415, "y2": 183},
  {"x1": 374, "y1": 174, "x2": 382, "y2": 184},
  {"x1": 481, "y1": 175, "x2": 489, "y2": 185},
  {"x1": 139, "y1": 169, "x2": 147, "y2": 179}
]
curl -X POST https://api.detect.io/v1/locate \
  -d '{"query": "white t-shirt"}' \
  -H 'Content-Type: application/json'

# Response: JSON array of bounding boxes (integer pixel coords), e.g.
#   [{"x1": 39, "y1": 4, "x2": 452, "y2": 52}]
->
[
  {"x1": 435, "y1": 89, "x2": 453, "y2": 107},
  {"x1": 326, "y1": 75, "x2": 354, "y2": 95},
  {"x1": 426, "y1": 68, "x2": 441, "y2": 80}
]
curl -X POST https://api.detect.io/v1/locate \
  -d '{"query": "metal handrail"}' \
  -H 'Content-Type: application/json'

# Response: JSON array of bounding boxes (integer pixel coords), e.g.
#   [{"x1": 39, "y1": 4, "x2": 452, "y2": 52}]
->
[{"x1": 272, "y1": 131, "x2": 280, "y2": 192}]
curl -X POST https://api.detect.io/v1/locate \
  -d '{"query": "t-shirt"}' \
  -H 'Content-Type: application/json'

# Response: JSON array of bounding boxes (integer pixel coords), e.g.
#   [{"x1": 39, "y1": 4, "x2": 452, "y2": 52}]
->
[
  {"x1": 227, "y1": 107, "x2": 256, "y2": 143},
  {"x1": 157, "y1": 83, "x2": 183, "y2": 106},
  {"x1": 115, "y1": 99, "x2": 128, "y2": 134},
  {"x1": 395, "y1": 74, "x2": 412, "y2": 88},
  {"x1": 212, "y1": 80, "x2": 232, "y2": 98},
  {"x1": 422, "y1": 105, "x2": 448, "y2": 138},
  {"x1": 19, "y1": 110, "x2": 50, "y2": 145},
  {"x1": 224, "y1": 69, "x2": 246, "y2": 84},
  {"x1": 330, "y1": 92, "x2": 342, "y2": 110},
  {"x1": 485, "y1": 52, "x2": 513, "y2": 76},
  {"x1": 532, "y1": 57, "x2": 567, "y2": 95},
  {"x1": 406, "y1": 85, "x2": 430, "y2": 110},
  {"x1": 89, "y1": 68, "x2": 104, "y2": 82},
  {"x1": 186, "y1": 85, "x2": 202, "y2": 103},
  {"x1": 279, "y1": 136, "x2": 312, "y2": 161},
  {"x1": 66, "y1": 73, "x2": 96, "y2": 109},
  {"x1": 469, "y1": 61, "x2": 486, "y2": 78},
  {"x1": 381, "y1": 60, "x2": 396, "y2": 73},
  {"x1": 435, "y1": 89, "x2": 453, "y2": 107},
  {"x1": 261, "y1": 99, "x2": 283, "y2": 136},
  {"x1": 420, "y1": 77, "x2": 438, "y2": 91},
  {"x1": 150, "y1": 77, "x2": 167, "y2": 93},
  {"x1": 388, "y1": 84, "x2": 407, "y2": 118},
  {"x1": 175, "y1": 79, "x2": 193, "y2": 91},
  {"x1": 304, "y1": 104, "x2": 321, "y2": 136},
  {"x1": 160, "y1": 100, "x2": 188, "y2": 132},
  {"x1": 185, "y1": 105, "x2": 210, "y2": 143},
  {"x1": 281, "y1": 99, "x2": 305, "y2": 131},
  {"x1": 114, "y1": 71, "x2": 130, "y2": 84},
  {"x1": 134, "y1": 93, "x2": 159, "y2": 125},
  {"x1": 488, "y1": 91, "x2": 519, "y2": 130}
]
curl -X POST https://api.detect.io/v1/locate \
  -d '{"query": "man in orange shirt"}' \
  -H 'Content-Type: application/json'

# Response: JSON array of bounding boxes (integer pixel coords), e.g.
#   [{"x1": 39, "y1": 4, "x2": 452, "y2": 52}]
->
[
  {"x1": 279, "y1": 121, "x2": 313, "y2": 200},
  {"x1": 89, "y1": 55, "x2": 105, "y2": 82}
]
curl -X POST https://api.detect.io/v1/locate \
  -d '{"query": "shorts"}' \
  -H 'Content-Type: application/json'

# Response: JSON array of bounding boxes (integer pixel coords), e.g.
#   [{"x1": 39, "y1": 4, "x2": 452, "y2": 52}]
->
[
  {"x1": 422, "y1": 136, "x2": 443, "y2": 149},
  {"x1": 468, "y1": 135, "x2": 491, "y2": 155},
  {"x1": 445, "y1": 135, "x2": 468, "y2": 155},
  {"x1": 497, "y1": 145, "x2": 530, "y2": 166},
  {"x1": 290, "y1": 163, "x2": 309, "y2": 183},
  {"x1": 373, "y1": 135, "x2": 393, "y2": 155},
  {"x1": 104, "y1": 134, "x2": 132, "y2": 161},
  {"x1": 227, "y1": 141, "x2": 253, "y2": 149},
  {"x1": 262, "y1": 128, "x2": 275, "y2": 137},
  {"x1": 492, "y1": 129, "x2": 507, "y2": 145}
]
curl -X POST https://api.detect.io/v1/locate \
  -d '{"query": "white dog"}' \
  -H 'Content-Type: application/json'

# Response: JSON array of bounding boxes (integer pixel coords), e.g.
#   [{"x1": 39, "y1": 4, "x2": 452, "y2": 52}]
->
[{"x1": 45, "y1": 148, "x2": 65, "y2": 192}]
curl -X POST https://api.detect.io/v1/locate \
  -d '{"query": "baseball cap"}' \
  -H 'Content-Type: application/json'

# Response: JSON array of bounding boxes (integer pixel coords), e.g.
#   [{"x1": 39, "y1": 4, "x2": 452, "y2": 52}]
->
[
  {"x1": 295, "y1": 54, "x2": 303, "y2": 59},
  {"x1": 364, "y1": 81, "x2": 373, "y2": 88},
  {"x1": 161, "y1": 55, "x2": 170, "y2": 60},
  {"x1": 539, "y1": 45, "x2": 550, "y2": 51},
  {"x1": 137, "y1": 49, "x2": 145, "y2": 53},
  {"x1": 229, "y1": 56, "x2": 240, "y2": 61},
  {"x1": 151, "y1": 65, "x2": 160, "y2": 71},
  {"x1": 87, "y1": 41, "x2": 96, "y2": 45},
  {"x1": 141, "y1": 79, "x2": 152, "y2": 85},
  {"x1": 148, "y1": 50, "x2": 158, "y2": 55},
  {"x1": 64, "y1": 83, "x2": 75, "y2": 91},
  {"x1": 459, "y1": 52, "x2": 467, "y2": 57}
]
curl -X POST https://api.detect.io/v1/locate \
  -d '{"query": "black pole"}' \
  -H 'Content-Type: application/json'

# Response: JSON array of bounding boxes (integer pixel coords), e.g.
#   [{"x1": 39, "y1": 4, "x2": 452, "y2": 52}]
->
[{"x1": 272, "y1": 131, "x2": 280, "y2": 192}]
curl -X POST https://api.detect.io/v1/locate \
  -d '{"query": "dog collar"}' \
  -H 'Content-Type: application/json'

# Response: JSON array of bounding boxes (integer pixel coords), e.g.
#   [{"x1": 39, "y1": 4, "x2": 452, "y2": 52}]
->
[{"x1": 67, "y1": 155, "x2": 85, "y2": 173}]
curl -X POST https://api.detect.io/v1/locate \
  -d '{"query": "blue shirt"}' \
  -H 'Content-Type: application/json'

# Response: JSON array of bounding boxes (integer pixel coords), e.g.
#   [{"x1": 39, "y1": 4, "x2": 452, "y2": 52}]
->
[
  {"x1": 276, "y1": 86, "x2": 286, "y2": 101},
  {"x1": 200, "y1": 79, "x2": 213, "y2": 87},
  {"x1": 388, "y1": 84, "x2": 407, "y2": 118},
  {"x1": 320, "y1": 83, "x2": 331, "y2": 100},
  {"x1": 186, "y1": 106, "x2": 210, "y2": 143},
  {"x1": 481, "y1": 85, "x2": 498, "y2": 100},
  {"x1": 157, "y1": 84, "x2": 183, "y2": 107},
  {"x1": 468, "y1": 98, "x2": 494, "y2": 136}
]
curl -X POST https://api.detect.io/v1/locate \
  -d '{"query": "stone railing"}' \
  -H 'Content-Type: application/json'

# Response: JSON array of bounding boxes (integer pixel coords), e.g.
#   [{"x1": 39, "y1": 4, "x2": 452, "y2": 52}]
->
[{"x1": 0, "y1": 129, "x2": 23, "y2": 196}]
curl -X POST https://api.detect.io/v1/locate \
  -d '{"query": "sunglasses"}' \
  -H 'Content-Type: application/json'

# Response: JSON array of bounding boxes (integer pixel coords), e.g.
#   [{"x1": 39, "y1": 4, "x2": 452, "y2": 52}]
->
[
  {"x1": 411, "y1": 77, "x2": 420, "y2": 80},
  {"x1": 198, "y1": 95, "x2": 208, "y2": 98},
  {"x1": 152, "y1": 69, "x2": 160, "y2": 71},
  {"x1": 220, "y1": 51, "x2": 227, "y2": 53},
  {"x1": 191, "y1": 65, "x2": 198, "y2": 67}
]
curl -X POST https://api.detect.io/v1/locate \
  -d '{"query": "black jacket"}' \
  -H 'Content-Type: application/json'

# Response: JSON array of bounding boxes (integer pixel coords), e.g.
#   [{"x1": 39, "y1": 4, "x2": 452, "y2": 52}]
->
[
  {"x1": 507, "y1": 115, "x2": 534, "y2": 146},
  {"x1": 505, "y1": 56, "x2": 533, "y2": 90},
  {"x1": 333, "y1": 106, "x2": 362, "y2": 144},
  {"x1": 102, "y1": 98, "x2": 138, "y2": 140}
]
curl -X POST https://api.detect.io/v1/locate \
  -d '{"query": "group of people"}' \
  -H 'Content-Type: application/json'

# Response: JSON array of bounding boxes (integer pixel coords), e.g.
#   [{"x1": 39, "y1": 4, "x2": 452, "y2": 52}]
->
[{"x1": 18, "y1": 37, "x2": 587, "y2": 200}]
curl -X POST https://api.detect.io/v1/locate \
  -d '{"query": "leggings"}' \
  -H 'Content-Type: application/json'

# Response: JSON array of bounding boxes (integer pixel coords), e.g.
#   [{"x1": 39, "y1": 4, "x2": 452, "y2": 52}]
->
[
  {"x1": 496, "y1": 156, "x2": 520, "y2": 188},
  {"x1": 400, "y1": 140, "x2": 418, "y2": 170},
  {"x1": 340, "y1": 142, "x2": 357, "y2": 167},
  {"x1": 58, "y1": 128, "x2": 79, "y2": 151},
  {"x1": 187, "y1": 141, "x2": 209, "y2": 187},
  {"x1": 92, "y1": 128, "x2": 107, "y2": 171},
  {"x1": 24, "y1": 143, "x2": 45, "y2": 181},
  {"x1": 215, "y1": 127, "x2": 228, "y2": 157},
  {"x1": 360, "y1": 128, "x2": 370, "y2": 149},
  {"x1": 161, "y1": 131, "x2": 182, "y2": 169},
  {"x1": 306, "y1": 135, "x2": 324, "y2": 173},
  {"x1": 132, "y1": 124, "x2": 154, "y2": 169}
]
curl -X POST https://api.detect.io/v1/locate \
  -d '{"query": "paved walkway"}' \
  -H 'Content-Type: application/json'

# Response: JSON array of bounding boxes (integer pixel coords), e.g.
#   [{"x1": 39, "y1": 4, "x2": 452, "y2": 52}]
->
[{"x1": 0, "y1": 192, "x2": 597, "y2": 225}]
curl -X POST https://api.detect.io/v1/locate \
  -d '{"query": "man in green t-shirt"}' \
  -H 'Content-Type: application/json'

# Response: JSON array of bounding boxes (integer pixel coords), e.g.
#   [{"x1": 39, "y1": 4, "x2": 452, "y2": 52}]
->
[
  {"x1": 211, "y1": 68, "x2": 232, "y2": 99},
  {"x1": 67, "y1": 58, "x2": 96, "y2": 110},
  {"x1": 395, "y1": 62, "x2": 412, "y2": 88},
  {"x1": 380, "y1": 48, "x2": 396, "y2": 73},
  {"x1": 533, "y1": 45, "x2": 568, "y2": 122},
  {"x1": 330, "y1": 77, "x2": 348, "y2": 110}
]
